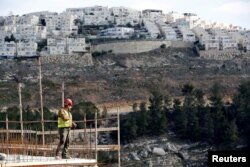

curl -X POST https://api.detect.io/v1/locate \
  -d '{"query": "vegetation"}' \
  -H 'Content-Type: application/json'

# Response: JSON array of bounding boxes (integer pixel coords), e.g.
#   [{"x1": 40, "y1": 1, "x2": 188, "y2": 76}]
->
[
  {"x1": 1, "y1": 80, "x2": 250, "y2": 150},
  {"x1": 119, "y1": 81, "x2": 250, "y2": 149}
]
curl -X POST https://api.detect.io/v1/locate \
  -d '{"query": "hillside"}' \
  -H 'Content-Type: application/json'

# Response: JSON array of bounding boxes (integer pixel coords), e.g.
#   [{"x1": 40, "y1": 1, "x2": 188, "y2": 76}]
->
[{"x1": 0, "y1": 47, "x2": 250, "y2": 110}]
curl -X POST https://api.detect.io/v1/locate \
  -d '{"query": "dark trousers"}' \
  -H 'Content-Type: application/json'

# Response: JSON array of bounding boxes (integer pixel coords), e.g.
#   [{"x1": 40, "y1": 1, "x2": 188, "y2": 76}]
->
[{"x1": 55, "y1": 127, "x2": 70, "y2": 157}]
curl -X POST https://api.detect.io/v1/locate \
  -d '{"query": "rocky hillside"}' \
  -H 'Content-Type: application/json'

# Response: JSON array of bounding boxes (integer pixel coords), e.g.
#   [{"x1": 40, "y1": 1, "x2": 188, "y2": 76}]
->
[{"x1": 0, "y1": 47, "x2": 250, "y2": 110}]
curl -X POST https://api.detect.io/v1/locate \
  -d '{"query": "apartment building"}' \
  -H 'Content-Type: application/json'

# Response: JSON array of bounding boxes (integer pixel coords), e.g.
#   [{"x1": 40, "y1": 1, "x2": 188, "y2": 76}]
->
[
  {"x1": 99, "y1": 27, "x2": 134, "y2": 39},
  {"x1": 192, "y1": 27, "x2": 219, "y2": 50},
  {"x1": 83, "y1": 6, "x2": 110, "y2": 25},
  {"x1": 209, "y1": 28, "x2": 238, "y2": 50},
  {"x1": 17, "y1": 42, "x2": 37, "y2": 56},
  {"x1": 179, "y1": 26, "x2": 195, "y2": 42},
  {"x1": 156, "y1": 20, "x2": 177, "y2": 40},
  {"x1": 4, "y1": 15, "x2": 18, "y2": 26},
  {"x1": 0, "y1": 42, "x2": 16, "y2": 57},
  {"x1": 110, "y1": 7, "x2": 141, "y2": 26},
  {"x1": 45, "y1": 13, "x2": 78, "y2": 35},
  {"x1": 165, "y1": 12, "x2": 184, "y2": 23},
  {"x1": 15, "y1": 25, "x2": 47, "y2": 41},
  {"x1": 17, "y1": 15, "x2": 39, "y2": 25},
  {"x1": 0, "y1": 41, "x2": 37, "y2": 57},
  {"x1": 47, "y1": 37, "x2": 86, "y2": 55},
  {"x1": 143, "y1": 19, "x2": 161, "y2": 39}
]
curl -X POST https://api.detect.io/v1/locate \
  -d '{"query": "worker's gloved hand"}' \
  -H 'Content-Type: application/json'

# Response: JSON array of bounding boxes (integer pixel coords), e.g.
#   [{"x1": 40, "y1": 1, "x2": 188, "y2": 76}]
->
[{"x1": 71, "y1": 122, "x2": 77, "y2": 129}]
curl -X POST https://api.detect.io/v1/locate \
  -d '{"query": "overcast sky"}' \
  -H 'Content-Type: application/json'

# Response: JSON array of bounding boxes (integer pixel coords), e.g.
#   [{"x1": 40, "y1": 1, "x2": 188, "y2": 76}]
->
[{"x1": 0, "y1": 0, "x2": 249, "y2": 29}]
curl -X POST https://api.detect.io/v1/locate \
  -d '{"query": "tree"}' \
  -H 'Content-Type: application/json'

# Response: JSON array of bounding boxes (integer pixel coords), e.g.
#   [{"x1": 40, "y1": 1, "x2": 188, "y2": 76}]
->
[
  {"x1": 137, "y1": 102, "x2": 149, "y2": 136},
  {"x1": 209, "y1": 83, "x2": 226, "y2": 143},
  {"x1": 234, "y1": 81, "x2": 250, "y2": 148},
  {"x1": 148, "y1": 90, "x2": 167, "y2": 135},
  {"x1": 72, "y1": 101, "x2": 100, "y2": 128},
  {"x1": 5, "y1": 34, "x2": 16, "y2": 42},
  {"x1": 182, "y1": 84, "x2": 199, "y2": 140},
  {"x1": 173, "y1": 98, "x2": 187, "y2": 138}
]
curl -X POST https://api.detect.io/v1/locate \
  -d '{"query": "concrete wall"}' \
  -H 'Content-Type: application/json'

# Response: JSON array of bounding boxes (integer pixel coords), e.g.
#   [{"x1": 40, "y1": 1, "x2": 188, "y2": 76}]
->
[{"x1": 93, "y1": 40, "x2": 172, "y2": 54}]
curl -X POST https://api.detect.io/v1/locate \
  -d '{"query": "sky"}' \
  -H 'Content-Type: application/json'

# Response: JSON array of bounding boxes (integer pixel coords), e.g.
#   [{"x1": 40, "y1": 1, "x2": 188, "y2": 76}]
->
[{"x1": 0, "y1": 0, "x2": 249, "y2": 29}]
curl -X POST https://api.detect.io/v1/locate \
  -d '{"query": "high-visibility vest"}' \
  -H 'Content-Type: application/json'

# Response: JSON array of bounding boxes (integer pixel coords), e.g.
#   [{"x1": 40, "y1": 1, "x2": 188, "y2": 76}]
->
[{"x1": 58, "y1": 108, "x2": 72, "y2": 128}]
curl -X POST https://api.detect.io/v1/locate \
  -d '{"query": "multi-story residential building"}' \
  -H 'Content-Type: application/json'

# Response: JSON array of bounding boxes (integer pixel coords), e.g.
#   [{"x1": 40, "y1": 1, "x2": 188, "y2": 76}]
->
[
  {"x1": 175, "y1": 13, "x2": 199, "y2": 29},
  {"x1": 4, "y1": 15, "x2": 18, "y2": 26},
  {"x1": 15, "y1": 25, "x2": 47, "y2": 42},
  {"x1": 142, "y1": 9, "x2": 163, "y2": 21},
  {"x1": 143, "y1": 19, "x2": 161, "y2": 39},
  {"x1": 99, "y1": 27, "x2": 134, "y2": 39},
  {"x1": 0, "y1": 42, "x2": 16, "y2": 57},
  {"x1": 179, "y1": 26, "x2": 196, "y2": 42},
  {"x1": 45, "y1": 12, "x2": 78, "y2": 35},
  {"x1": 165, "y1": 12, "x2": 184, "y2": 23},
  {"x1": 17, "y1": 15, "x2": 39, "y2": 25},
  {"x1": 17, "y1": 42, "x2": 37, "y2": 56},
  {"x1": 219, "y1": 36, "x2": 238, "y2": 50},
  {"x1": 47, "y1": 37, "x2": 86, "y2": 55},
  {"x1": 0, "y1": 41, "x2": 37, "y2": 57},
  {"x1": 156, "y1": 20, "x2": 177, "y2": 40},
  {"x1": 83, "y1": 6, "x2": 110, "y2": 25},
  {"x1": 110, "y1": 7, "x2": 141, "y2": 26},
  {"x1": 209, "y1": 28, "x2": 238, "y2": 50}
]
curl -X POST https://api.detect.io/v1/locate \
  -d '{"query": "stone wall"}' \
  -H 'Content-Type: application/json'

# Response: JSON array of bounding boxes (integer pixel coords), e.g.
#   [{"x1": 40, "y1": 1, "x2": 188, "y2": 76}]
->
[
  {"x1": 199, "y1": 50, "x2": 250, "y2": 60},
  {"x1": 41, "y1": 53, "x2": 93, "y2": 66}
]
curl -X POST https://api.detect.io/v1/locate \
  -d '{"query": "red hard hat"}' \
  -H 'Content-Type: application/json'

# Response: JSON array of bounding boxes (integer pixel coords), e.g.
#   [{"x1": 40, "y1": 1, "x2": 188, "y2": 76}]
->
[{"x1": 64, "y1": 98, "x2": 73, "y2": 106}]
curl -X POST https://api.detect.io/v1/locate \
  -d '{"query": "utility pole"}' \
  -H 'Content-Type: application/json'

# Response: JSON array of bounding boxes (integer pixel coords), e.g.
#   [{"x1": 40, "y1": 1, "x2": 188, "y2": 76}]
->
[{"x1": 38, "y1": 57, "x2": 45, "y2": 146}]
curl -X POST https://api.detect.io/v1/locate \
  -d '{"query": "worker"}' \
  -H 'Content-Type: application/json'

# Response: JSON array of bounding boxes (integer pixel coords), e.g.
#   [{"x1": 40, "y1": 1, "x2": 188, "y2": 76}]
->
[{"x1": 55, "y1": 98, "x2": 77, "y2": 159}]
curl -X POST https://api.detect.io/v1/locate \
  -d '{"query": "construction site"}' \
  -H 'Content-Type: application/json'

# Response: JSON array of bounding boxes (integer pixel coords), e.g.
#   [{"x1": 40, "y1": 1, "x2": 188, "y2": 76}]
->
[{"x1": 0, "y1": 57, "x2": 121, "y2": 167}]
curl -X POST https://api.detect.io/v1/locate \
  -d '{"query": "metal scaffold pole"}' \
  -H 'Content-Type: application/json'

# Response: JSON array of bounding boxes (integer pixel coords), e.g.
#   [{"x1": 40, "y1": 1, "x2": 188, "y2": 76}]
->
[
  {"x1": 117, "y1": 107, "x2": 121, "y2": 167},
  {"x1": 18, "y1": 83, "x2": 24, "y2": 144},
  {"x1": 62, "y1": 82, "x2": 65, "y2": 107},
  {"x1": 38, "y1": 57, "x2": 45, "y2": 146}
]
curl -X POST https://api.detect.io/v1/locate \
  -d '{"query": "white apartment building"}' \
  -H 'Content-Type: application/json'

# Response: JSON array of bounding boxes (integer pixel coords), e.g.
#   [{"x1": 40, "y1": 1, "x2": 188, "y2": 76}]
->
[
  {"x1": 17, "y1": 42, "x2": 37, "y2": 57},
  {"x1": 143, "y1": 19, "x2": 161, "y2": 39},
  {"x1": 47, "y1": 37, "x2": 86, "y2": 55},
  {"x1": 99, "y1": 27, "x2": 134, "y2": 39},
  {"x1": 110, "y1": 7, "x2": 141, "y2": 26},
  {"x1": 156, "y1": 20, "x2": 177, "y2": 40},
  {"x1": 0, "y1": 41, "x2": 37, "y2": 57},
  {"x1": 179, "y1": 27, "x2": 195, "y2": 42},
  {"x1": 0, "y1": 42, "x2": 16, "y2": 57},
  {"x1": 17, "y1": 15, "x2": 39, "y2": 25},
  {"x1": 165, "y1": 12, "x2": 184, "y2": 23},
  {"x1": 83, "y1": 6, "x2": 110, "y2": 25},
  {"x1": 142, "y1": 9, "x2": 164, "y2": 22},
  {"x1": 219, "y1": 36, "x2": 238, "y2": 50},
  {"x1": 4, "y1": 15, "x2": 18, "y2": 26},
  {"x1": 0, "y1": 25, "x2": 16, "y2": 37},
  {"x1": 45, "y1": 13, "x2": 78, "y2": 35},
  {"x1": 209, "y1": 28, "x2": 238, "y2": 50},
  {"x1": 15, "y1": 25, "x2": 47, "y2": 41}
]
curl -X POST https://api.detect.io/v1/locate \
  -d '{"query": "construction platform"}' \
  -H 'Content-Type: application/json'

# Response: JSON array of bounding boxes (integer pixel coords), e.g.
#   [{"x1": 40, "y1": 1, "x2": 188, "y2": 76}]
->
[{"x1": 0, "y1": 155, "x2": 97, "y2": 167}]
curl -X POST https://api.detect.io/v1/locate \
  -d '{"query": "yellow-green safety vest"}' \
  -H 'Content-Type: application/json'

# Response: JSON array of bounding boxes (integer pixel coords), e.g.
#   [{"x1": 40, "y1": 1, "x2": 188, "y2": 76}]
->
[{"x1": 58, "y1": 109, "x2": 72, "y2": 128}]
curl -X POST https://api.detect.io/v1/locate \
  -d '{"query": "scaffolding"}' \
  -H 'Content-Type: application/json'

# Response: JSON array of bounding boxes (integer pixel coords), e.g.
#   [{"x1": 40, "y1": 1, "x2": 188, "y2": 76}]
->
[
  {"x1": 0, "y1": 57, "x2": 121, "y2": 167},
  {"x1": 0, "y1": 111, "x2": 120, "y2": 166}
]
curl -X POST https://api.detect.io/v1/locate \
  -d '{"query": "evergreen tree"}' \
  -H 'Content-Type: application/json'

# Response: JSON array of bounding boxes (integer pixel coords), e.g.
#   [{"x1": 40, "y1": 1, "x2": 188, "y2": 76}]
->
[
  {"x1": 209, "y1": 83, "x2": 226, "y2": 144},
  {"x1": 182, "y1": 84, "x2": 199, "y2": 140},
  {"x1": 234, "y1": 81, "x2": 250, "y2": 148},
  {"x1": 137, "y1": 102, "x2": 149, "y2": 136},
  {"x1": 148, "y1": 90, "x2": 166, "y2": 135},
  {"x1": 173, "y1": 98, "x2": 187, "y2": 138}
]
